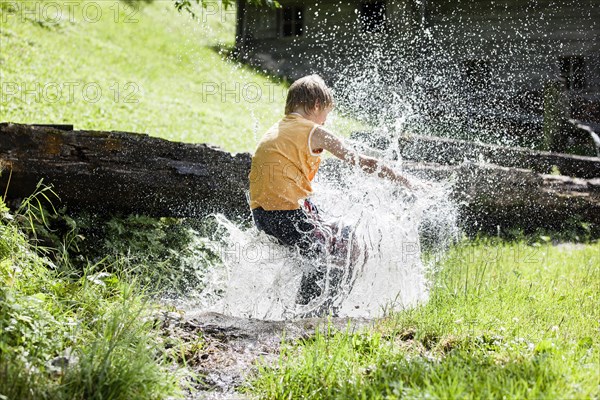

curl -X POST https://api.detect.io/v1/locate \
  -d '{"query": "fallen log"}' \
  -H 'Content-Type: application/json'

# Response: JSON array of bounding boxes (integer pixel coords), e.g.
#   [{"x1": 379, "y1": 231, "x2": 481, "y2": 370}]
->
[
  {"x1": 323, "y1": 159, "x2": 600, "y2": 233},
  {"x1": 0, "y1": 123, "x2": 252, "y2": 219},
  {"x1": 405, "y1": 162, "x2": 600, "y2": 233},
  {"x1": 1, "y1": 123, "x2": 599, "y2": 234},
  {"x1": 351, "y1": 132, "x2": 600, "y2": 179},
  {"x1": 397, "y1": 134, "x2": 600, "y2": 179}
]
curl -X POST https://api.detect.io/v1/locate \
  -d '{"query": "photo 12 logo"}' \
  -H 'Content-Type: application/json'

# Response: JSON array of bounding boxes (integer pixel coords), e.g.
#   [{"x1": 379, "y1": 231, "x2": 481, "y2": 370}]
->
[
  {"x1": 198, "y1": 1, "x2": 237, "y2": 23},
  {"x1": 204, "y1": 240, "x2": 288, "y2": 264},
  {"x1": 174, "y1": 0, "x2": 238, "y2": 23},
  {"x1": 200, "y1": 82, "x2": 288, "y2": 104},
  {"x1": 1, "y1": 1, "x2": 139, "y2": 25},
  {"x1": 1, "y1": 81, "x2": 142, "y2": 104}
]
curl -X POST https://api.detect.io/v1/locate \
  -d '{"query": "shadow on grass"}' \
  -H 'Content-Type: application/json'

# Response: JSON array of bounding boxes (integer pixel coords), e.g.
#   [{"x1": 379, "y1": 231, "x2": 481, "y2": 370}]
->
[
  {"x1": 209, "y1": 43, "x2": 291, "y2": 88},
  {"x1": 368, "y1": 350, "x2": 560, "y2": 398}
]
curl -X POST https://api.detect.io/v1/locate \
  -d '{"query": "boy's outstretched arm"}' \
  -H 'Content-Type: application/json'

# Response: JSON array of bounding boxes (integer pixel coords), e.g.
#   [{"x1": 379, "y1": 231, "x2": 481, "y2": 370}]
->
[{"x1": 311, "y1": 126, "x2": 413, "y2": 190}]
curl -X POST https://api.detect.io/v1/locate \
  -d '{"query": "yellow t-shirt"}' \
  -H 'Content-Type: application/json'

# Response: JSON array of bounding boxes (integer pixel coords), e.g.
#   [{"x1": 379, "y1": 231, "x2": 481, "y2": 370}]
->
[{"x1": 249, "y1": 113, "x2": 322, "y2": 210}]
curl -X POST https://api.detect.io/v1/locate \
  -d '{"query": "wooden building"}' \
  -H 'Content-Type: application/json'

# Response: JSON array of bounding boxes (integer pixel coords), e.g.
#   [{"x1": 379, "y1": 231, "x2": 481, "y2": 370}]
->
[{"x1": 235, "y1": 0, "x2": 600, "y2": 149}]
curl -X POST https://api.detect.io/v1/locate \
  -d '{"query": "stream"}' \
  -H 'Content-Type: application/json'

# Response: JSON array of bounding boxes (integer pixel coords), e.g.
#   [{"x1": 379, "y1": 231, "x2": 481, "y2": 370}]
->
[{"x1": 161, "y1": 160, "x2": 458, "y2": 398}]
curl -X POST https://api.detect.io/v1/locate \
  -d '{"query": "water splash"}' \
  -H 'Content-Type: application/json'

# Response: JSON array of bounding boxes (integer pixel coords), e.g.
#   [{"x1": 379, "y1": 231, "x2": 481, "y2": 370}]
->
[
  {"x1": 183, "y1": 155, "x2": 458, "y2": 320},
  {"x1": 163, "y1": 3, "x2": 472, "y2": 319}
]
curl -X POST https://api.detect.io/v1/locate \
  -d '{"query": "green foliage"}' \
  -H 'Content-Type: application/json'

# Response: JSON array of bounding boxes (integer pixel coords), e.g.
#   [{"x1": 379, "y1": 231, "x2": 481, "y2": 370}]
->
[
  {"x1": 0, "y1": 199, "x2": 8, "y2": 216},
  {"x1": 29, "y1": 211, "x2": 221, "y2": 296},
  {"x1": 58, "y1": 280, "x2": 178, "y2": 400},
  {"x1": 248, "y1": 239, "x2": 600, "y2": 399},
  {"x1": 0, "y1": 192, "x2": 183, "y2": 399},
  {"x1": 84, "y1": 214, "x2": 219, "y2": 295},
  {"x1": 1, "y1": 183, "x2": 219, "y2": 296}
]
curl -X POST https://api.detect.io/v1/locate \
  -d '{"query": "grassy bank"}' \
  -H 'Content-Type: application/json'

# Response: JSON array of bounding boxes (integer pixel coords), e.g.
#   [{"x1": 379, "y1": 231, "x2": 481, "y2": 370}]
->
[
  {"x1": 0, "y1": 0, "x2": 286, "y2": 151},
  {"x1": 4, "y1": 194, "x2": 598, "y2": 398},
  {"x1": 249, "y1": 240, "x2": 600, "y2": 399},
  {"x1": 2, "y1": 1, "x2": 599, "y2": 399},
  {"x1": 0, "y1": 195, "x2": 186, "y2": 399},
  {"x1": 0, "y1": 0, "x2": 362, "y2": 151}
]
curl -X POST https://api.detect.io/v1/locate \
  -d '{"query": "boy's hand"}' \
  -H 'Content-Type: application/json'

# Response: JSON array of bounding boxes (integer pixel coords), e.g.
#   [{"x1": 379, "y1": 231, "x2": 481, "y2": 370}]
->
[
  {"x1": 391, "y1": 173, "x2": 434, "y2": 192},
  {"x1": 381, "y1": 166, "x2": 415, "y2": 190},
  {"x1": 311, "y1": 126, "x2": 427, "y2": 191}
]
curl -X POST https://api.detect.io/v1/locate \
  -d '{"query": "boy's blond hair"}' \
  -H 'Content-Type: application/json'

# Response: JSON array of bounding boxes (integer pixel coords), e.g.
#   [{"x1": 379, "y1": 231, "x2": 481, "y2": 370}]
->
[{"x1": 285, "y1": 74, "x2": 334, "y2": 115}]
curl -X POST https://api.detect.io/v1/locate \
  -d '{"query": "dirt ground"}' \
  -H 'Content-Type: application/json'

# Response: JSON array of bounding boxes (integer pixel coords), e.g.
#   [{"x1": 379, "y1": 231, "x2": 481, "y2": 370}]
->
[{"x1": 158, "y1": 311, "x2": 373, "y2": 399}]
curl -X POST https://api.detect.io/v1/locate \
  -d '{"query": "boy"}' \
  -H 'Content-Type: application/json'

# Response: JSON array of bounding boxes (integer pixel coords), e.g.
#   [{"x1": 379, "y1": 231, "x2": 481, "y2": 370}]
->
[{"x1": 248, "y1": 74, "x2": 413, "y2": 306}]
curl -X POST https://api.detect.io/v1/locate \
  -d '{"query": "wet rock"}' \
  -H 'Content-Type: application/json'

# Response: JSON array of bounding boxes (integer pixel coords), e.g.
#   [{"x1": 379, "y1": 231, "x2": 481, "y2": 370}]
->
[{"x1": 46, "y1": 347, "x2": 78, "y2": 377}]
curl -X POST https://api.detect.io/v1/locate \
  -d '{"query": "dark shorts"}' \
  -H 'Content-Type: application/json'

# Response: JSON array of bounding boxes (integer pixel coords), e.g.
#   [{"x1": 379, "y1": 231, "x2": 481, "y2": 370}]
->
[
  {"x1": 252, "y1": 200, "x2": 332, "y2": 305},
  {"x1": 251, "y1": 202, "x2": 323, "y2": 258}
]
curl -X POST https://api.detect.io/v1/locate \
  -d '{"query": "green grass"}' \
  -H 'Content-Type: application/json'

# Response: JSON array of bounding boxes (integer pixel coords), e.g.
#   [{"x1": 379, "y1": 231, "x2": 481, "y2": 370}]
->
[
  {"x1": 2, "y1": 2, "x2": 599, "y2": 398},
  {"x1": 0, "y1": 194, "x2": 185, "y2": 399},
  {"x1": 0, "y1": 0, "x2": 284, "y2": 151},
  {"x1": 248, "y1": 240, "x2": 600, "y2": 399},
  {"x1": 0, "y1": 0, "x2": 365, "y2": 152}
]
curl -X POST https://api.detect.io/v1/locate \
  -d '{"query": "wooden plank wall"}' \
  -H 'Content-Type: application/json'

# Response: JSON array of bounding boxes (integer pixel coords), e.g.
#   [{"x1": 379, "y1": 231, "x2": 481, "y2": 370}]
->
[
  {"x1": 240, "y1": 0, "x2": 419, "y2": 79},
  {"x1": 424, "y1": 0, "x2": 600, "y2": 93}
]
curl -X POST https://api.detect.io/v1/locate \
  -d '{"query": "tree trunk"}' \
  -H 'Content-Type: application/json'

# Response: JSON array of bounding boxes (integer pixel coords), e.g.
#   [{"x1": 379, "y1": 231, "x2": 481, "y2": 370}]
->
[
  {"x1": 324, "y1": 159, "x2": 600, "y2": 233},
  {"x1": 396, "y1": 134, "x2": 600, "y2": 179},
  {"x1": 425, "y1": 163, "x2": 598, "y2": 233}
]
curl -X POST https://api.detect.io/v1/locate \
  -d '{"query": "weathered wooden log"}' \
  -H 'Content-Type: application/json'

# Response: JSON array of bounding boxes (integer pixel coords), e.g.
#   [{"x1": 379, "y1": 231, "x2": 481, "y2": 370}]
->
[
  {"x1": 396, "y1": 134, "x2": 600, "y2": 179},
  {"x1": 412, "y1": 163, "x2": 600, "y2": 233},
  {"x1": 371, "y1": 132, "x2": 600, "y2": 179},
  {"x1": 1, "y1": 123, "x2": 599, "y2": 233},
  {"x1": 0, "y1": 123, "x2": 252, "y2": 219}
]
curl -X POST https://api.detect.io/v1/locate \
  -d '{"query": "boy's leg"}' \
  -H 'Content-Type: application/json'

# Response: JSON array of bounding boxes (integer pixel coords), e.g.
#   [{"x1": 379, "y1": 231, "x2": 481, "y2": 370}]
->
[
  {"x1": 299, "y1": 223, "x2": 361, "y2": 310},
  {"x1": 296, "y1": 267, "x2": 325, "y2": 305},
  {"x1": 294, "y1": 201, "x2": 331, "y2": 306},
  {"x1": 252, "y1": 207, "x2": 333, "y2": 308}
]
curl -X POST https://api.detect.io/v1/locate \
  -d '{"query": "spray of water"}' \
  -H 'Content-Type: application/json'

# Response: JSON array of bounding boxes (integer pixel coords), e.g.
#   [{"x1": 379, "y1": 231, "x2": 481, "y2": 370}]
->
[
  {"x1": 179, "y1": 152, "x2": 457, "y2": 320},
  {"x1": 165, "y1": 3, "x2": 469, "y2": 319}
]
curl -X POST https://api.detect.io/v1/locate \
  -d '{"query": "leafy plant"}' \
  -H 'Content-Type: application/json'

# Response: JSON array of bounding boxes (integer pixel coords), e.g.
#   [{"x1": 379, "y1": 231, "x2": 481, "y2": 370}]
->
[{"x1": 0, "y1": 189, "x2": 184, "y2": 400}]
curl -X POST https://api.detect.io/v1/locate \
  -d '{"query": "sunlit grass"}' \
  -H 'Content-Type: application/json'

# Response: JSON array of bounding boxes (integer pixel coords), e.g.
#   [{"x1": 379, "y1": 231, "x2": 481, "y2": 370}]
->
[
  {"x1": 0, "y1": 0, "x2": 367, "y2": 152},
  {"x1": 248, "y1": 240, "x2": 600, "y2": 399},
  {"x1": 0, "y1": 0, "x2": 283, "y2": 152},
  {"x1": 2, "y1": 2, "x2": 598, "y2": 398}
]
